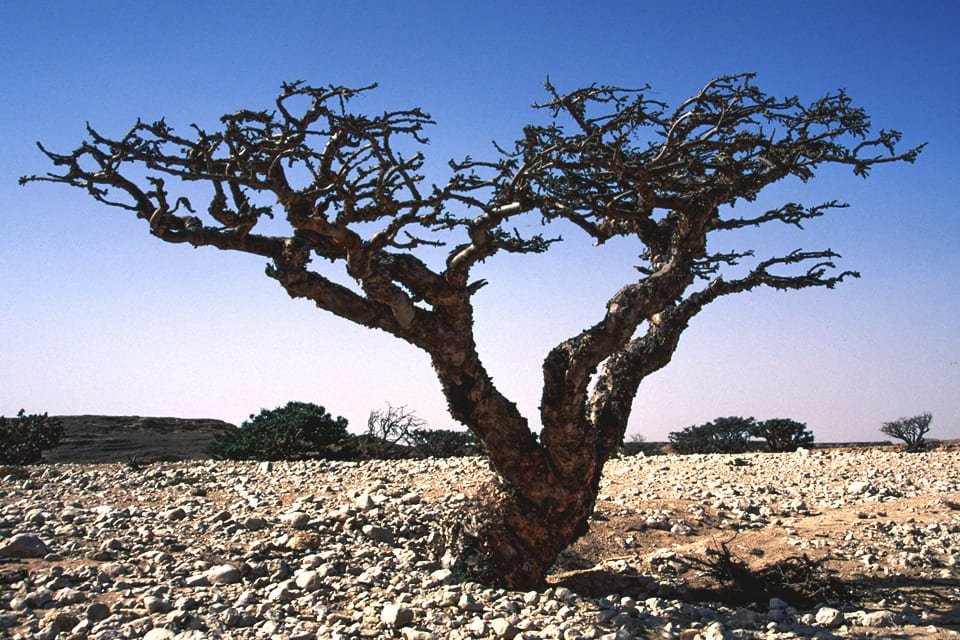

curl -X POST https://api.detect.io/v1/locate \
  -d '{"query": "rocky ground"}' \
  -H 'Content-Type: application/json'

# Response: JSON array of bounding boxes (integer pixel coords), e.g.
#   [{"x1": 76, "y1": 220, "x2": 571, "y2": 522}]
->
[{"x1": 1, "y1": 448, "x2": 958, "y2": 639}]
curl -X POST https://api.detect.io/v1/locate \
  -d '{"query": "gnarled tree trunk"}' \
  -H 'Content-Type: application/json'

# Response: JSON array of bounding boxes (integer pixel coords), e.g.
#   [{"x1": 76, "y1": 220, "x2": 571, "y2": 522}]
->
[
  {"x1": 24, "y1": 75, "x2": 920, "y2": 589},
  {"x1": 431, "y1": 348, "x2": 608, "y2": 588},
  {"x1": 476, "y1": 480, "x2": 600, "y2": 588}
]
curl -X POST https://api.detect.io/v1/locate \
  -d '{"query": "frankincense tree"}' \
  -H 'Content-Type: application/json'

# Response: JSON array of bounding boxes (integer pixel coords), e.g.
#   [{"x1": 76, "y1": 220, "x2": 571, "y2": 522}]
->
[
  {"x1": 880, "y1": 412, "x2": 933, "y2": 452},
  {"x1": 751, "y1": 418, "x2": 815, "y2": 452},
  {"x1": 22, "y1": 73, "x2": 921, "y2": 587}
]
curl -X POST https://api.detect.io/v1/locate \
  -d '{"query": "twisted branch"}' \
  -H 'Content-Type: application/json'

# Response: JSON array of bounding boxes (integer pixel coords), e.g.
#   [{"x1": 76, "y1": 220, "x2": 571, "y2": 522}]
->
[{"x1": 22, "y1": 75, "x2": 921, "y2": 490}]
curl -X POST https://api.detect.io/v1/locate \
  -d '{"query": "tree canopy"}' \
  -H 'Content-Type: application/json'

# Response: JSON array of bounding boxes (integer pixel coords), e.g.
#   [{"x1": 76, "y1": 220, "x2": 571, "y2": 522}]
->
[{"x1": 23, "y1": 73, "x2": 922, "y2": 586}]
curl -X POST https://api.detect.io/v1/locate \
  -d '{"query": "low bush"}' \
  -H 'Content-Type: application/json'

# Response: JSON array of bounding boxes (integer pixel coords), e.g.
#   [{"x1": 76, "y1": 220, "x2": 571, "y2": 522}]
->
[
  {"x1": 750, "y1": 418, "x2": 815, "y2": 452},
  {"x1": 669, "y1": 417, "x2": 755, "y2": 454},
  {"x1": 408, "y1": 428, "x2": 479, "y2": 457},
  {"x1": 0, "y1": 410, "x2": 64, "y2": 464},
  {"x1": 209, "y1": 401, "x2": 350, "y2": 461}
]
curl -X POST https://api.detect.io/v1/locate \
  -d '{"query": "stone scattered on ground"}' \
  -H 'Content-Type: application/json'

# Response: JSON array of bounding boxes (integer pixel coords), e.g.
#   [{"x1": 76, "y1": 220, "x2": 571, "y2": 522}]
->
[{"x1": 0, "y1": 449, "x2": 958, "y2": 639}]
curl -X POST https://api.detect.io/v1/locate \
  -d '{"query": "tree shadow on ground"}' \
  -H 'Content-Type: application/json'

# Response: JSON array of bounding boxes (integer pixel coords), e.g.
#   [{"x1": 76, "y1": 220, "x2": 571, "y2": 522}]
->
[
  {"x1": 551, "y1": 566, "x2": 652, "y2": 598},
  {"x1": 845, "y1": 575, "x2": 960, "y2": 630},
  {"x1": 551, "y1": 553, "x2": 960, "y2": 633}
]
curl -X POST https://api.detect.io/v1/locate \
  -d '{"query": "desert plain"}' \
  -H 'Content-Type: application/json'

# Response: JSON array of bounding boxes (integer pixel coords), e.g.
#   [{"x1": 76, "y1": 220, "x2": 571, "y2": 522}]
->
[{"x1": 1, "y1": 441, "x2": 958, "y2": 639}]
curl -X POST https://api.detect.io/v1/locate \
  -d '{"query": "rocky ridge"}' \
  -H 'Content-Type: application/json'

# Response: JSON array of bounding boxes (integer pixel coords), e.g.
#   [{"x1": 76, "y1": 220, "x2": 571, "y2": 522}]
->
[
  {"x1": 44, "y1": 416, "x2": 233, "y2": 464},
  {"x1": 0, "y1": 449, "x2": 958, "y2": 639}
]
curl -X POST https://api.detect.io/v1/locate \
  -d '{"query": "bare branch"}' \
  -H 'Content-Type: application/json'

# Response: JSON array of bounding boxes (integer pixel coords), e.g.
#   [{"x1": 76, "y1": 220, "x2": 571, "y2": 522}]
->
[
  {"x1": 22, "y1": 78, "x2": 922, "y2": 582},
  {"x1": 715, "y1": 200, "x2": 849, "y2": 230}
]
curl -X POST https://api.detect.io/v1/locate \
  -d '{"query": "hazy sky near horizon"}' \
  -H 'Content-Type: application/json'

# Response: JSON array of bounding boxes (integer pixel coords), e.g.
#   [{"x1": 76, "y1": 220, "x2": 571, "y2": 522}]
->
[{"x1": 2, "y1": 1, "x2": 958, "y2": 442}]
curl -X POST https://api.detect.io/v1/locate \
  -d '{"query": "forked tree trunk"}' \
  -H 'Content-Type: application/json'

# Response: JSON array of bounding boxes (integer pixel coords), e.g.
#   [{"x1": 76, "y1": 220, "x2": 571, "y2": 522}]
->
[
  {"x1": 432, "y1": 353, "x2": 612, "y2": 588},
  {"x1": 474, "y1": 472, "x2": 603, "y2": 589}
]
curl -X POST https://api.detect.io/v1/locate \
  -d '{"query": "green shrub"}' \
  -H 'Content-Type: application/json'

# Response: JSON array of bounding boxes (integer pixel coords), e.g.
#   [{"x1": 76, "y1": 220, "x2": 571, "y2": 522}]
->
[
  {"x1": 669, "y1": 416, "x2": 755, "y2": 454},
  {"x1": 0, "y1": 410, "x2": 64, "y2": 464},
  {"x1": 750, "y1": 418, "x2": 815, "y2": 452},
  {"x1": 880, "y1": 412, "x2": 932, "y2": 453},
  {"x1": 209, "y1": 401, "x2": 349, "y2": 461},
  {"x1": 408, "y1": 428, "x2": 479, "y2": 457}
]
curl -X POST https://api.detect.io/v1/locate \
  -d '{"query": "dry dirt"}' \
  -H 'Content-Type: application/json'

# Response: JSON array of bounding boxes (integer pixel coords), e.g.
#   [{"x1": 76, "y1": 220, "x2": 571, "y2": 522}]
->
[
  {"x1": 551, "y1": 448, "x2": 960, "y2": 637},
  {"x1": 1, "y1": 447, "x2": 958, "y2": 639}
]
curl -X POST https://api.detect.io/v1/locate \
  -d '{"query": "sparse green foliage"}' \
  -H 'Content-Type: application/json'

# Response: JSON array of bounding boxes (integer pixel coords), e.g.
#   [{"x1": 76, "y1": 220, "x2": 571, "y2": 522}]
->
[
  {"x1": 880, "y1": 412, "x2": 932, "y2": 453},
  {"x1": 751, "y1": 418, "x2": 815, "y2": 452},
  {"x1": 209, "y1": 401, "x2": 349, "y2": 461},
  {"x1": 669, "y1": 417, "x2": 755, "y2": 454},
  {"x1": 0, "y1": 410, "x2": 64, "y2": 465}
]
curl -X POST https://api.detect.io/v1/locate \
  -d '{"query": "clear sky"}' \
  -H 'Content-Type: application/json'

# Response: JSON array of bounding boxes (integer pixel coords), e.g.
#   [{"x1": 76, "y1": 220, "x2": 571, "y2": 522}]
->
[{"x1": 2, "y1": 1, "x2": 958, "y2": 442}]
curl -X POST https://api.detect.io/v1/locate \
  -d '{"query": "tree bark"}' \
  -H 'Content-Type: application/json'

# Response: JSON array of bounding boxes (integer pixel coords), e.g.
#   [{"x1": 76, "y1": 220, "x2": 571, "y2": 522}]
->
[
  {"x1": 473, "y1": 481, "x2": 601, "y2": 589},
  {"x1": 431, "y1": 345, "x2": 609, "y2": 589},
  {"x1": 23, "y1": 76, "x2": 922, "y2": 589}
]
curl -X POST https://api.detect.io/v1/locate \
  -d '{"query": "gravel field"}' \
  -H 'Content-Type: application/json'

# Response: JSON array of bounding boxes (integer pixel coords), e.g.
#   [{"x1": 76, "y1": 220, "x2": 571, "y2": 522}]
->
[{"x1": 1, "y1": 449, "x2": 958, "y2": 639}]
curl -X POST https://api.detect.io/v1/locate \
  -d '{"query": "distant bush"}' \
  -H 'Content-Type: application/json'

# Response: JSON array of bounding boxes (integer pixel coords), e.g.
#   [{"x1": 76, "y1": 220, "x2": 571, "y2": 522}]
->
[
  {"x1": 880, "y1": 412, "x2": 932, "y2": 453},
  {"x1": 750, "y1": 418, "x2": 815, "y2": 452},
  {"x1": 0, "y1": 410, "x2": 64, "y2": 464},
  {"x1": 209, "y1": 401, "x2": 350, "y2": 461},
  {"x1": 408, "y1": 428, "x2": 479, "y2": 457},
  {"x1": 357, "y1": 404, "x2": 426, "y2": 459},
  {"x1": 669, "y1": 417, "x2": 755, "y2": 454},
  {"x1": 358, "y1": 404, "x2": 478, "y2": 459},
  {"x1": 620, "y1": 431, "x2": 664, "y2": 456}
]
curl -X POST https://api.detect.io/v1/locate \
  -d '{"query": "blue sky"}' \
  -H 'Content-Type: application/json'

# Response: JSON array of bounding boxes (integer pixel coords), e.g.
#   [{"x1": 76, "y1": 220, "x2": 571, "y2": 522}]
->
[{"x1": 2, "y1": 1, "x2": 958, "y2": 442}]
